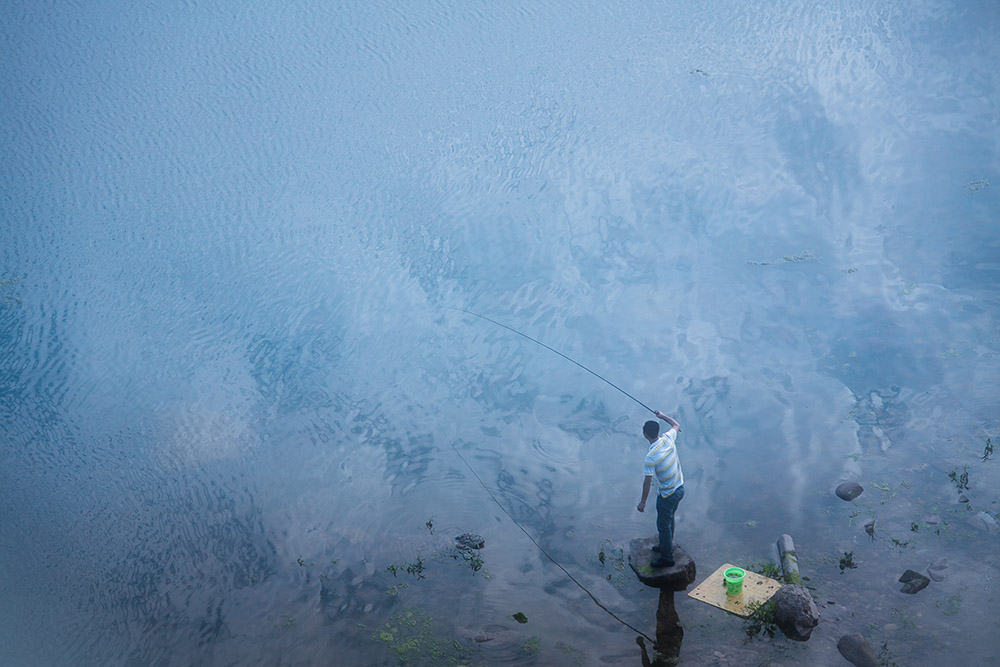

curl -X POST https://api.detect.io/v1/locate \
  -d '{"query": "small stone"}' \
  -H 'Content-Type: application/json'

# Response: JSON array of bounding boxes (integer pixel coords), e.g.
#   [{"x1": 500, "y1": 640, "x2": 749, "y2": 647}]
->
[
  {"x1": 927, "y1": 559, "x2": 948, "y2": 582},
  {"x1": 958, "y1": 493, "x2": 969, "y2": 503},
  {"x1": 899, "y1": 569, "x2": 930, "y2": 594},
  {"x1": 837, "y1": 633, "x2": 880, "y2": 667},
  {"x1": 883, "y1": 623, "x2": 898, "y2": 632},
  {"x1": 836, "y1": 481, "x2": 864, "y2": 501},
  {"x1": 978, "y1": 511, "x2": 999, "y2": 534},
  {"x1": 772, "y1": 584, "x2": 820, "y2": 641},
  {"x1": 924, "y1": 515, "x2": 941, "y2": 525}
]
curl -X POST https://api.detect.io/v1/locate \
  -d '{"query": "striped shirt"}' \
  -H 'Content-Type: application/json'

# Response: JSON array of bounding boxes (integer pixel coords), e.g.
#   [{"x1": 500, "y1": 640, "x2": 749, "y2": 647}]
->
[{"x1": 643, "y1": 429, "x2": 683, "y2": 497}]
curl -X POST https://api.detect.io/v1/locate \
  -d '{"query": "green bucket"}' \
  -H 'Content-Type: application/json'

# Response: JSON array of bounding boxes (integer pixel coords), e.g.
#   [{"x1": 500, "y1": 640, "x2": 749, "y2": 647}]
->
[{"x1": 724, "y1": 567, "x2": 746, "y2": 595}]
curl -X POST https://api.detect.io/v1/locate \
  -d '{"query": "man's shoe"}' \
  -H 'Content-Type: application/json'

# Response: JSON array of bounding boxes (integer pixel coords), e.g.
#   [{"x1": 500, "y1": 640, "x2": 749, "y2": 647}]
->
[{"x1": 650, "y1": 557, "x2": 675, "y2": 568}]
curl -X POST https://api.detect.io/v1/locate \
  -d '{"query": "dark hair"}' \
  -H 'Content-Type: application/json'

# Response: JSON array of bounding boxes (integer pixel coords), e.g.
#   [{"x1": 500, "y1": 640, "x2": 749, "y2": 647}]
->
[{"x1": 643, "y1": 420, "x2": 659, "y2": 439}]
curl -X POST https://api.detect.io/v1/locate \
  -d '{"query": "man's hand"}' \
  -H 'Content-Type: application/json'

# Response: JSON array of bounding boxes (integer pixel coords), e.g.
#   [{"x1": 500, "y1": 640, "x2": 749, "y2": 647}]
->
[
  {"x1": 655, "y1": 410, "x2": 681, "y2": 432},
  {"x1": 637, "y1": 500, "x2": 646, "y2": 512}
]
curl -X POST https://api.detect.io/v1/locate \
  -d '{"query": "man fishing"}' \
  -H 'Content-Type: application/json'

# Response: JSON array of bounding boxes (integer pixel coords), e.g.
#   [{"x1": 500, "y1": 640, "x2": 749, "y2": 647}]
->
[{"x1": 636, "y1": 410, "x2": 684, "y2": 568}]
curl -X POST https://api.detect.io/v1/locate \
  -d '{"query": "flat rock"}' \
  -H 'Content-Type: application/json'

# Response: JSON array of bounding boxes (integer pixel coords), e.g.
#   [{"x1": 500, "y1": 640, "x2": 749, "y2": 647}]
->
[
  {"x1": 772, "y1": 584, "x2": 820, "y2": 641},
  {"x1": 837, "y1": 633, "x2": 879, "y2": 667},
  {"x1": 899, "y1": 569, "x2": 930, "y2": 594},
  {"x1": 835, "y1": 481, "x2": 864, "y2": 501},
  {"x1": 627, "y1": 537, "x2": 696, "y2": 590}
]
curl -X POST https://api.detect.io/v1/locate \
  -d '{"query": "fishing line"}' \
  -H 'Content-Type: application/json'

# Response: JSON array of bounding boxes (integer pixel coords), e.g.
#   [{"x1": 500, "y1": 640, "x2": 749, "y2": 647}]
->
[
  {"x1": 451, "y1": 444, "x2": 655, "y2": 644},
  {"x1": 445, "y1": 306, "x2": 655, "y2": 414}
]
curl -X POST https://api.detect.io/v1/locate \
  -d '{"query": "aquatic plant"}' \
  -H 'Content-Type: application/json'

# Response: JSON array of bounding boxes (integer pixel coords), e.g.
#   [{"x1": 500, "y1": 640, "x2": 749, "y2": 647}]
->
[
  {"x1": 839, "y1": 551, "x2": 857, "y2": 573},
  {"x1": 872, "y1": 482, "x2": 896, "y2": 503},
  {"x1": 520, "y1": 636, "x2": 540, "y2": 653},
  {"x1": 512, "y1": 611, "x2": 528, "y2": 624},
  {"x1": 743, "y1": 600, "x2": 778, "y2": 641},
  {"x1": 948, "y1": 467, "x2": 970, "y2": 492},
  {"x1": 965, "y1": 179, "x2": 989, "y2": 193},
  {"x1": 425, "y1": 517, "x2": 435, "y2": 534},
  {"x1": 748, "y1": 560, "x2": 782, "y2": 580},
  {"x1": 371, "y1": 608, "x2": 473, "y2": 666},
  {"x1": 937, "y1": 592, "x2": 962, "y2": 616},
  {"x1": 877, "y1": 641, "x2": 900, "y2": 667},
  {"x1": 452, "y1": 546, "x2": 484, "y2": 573},
  {"x1": 597, "y1": 541, "x2": 628, "y2": 585},
  {"x1": 597, "y1": 540, "x2": 625, "y2": 569},
  {"x1": 386, "y1": 583, "x2": 409, "y2": 596},
  {"x1": 983, "y1": 438, "x2": 994, "y2": 462},
  {"x1": 747, "y1": 250, "x2": 815, "y2": 266},
  {"x1": 387, "y1": 555, "x2": 426, "y2": 580},
  {"x1": 555, "y1": 640, "x2": 586, "y2": 665},
  {"x1": 406, "y1": 556, "x2": 426, "y2": 579}
]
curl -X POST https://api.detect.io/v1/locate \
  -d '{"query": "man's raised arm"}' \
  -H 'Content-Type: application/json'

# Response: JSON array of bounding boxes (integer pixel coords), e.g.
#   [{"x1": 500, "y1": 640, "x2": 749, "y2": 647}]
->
[{"x1": 654, "y1": 410, "x2": 681, "y2": 433}]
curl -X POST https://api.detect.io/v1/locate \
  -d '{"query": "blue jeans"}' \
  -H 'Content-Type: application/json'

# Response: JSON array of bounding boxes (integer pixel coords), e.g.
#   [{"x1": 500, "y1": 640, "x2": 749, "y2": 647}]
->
[{"x1": 656, "y1": 485, "x2": 685, "y2": 560}]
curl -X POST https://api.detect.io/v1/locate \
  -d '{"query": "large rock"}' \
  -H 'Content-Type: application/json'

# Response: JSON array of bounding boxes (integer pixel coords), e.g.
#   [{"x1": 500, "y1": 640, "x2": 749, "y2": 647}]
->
[
  {"x1": 772, "y1": 584, "x2": 820, "y2": 641},
  {"x1": 837, "y1": 633, "x2": 879, "y2": 667},
  {"x1": 626, "y1": 537, "x2": 696, "y2": 590},
  {"x1": 835, "y1": 481, "x2": 864, "y2": 501}
]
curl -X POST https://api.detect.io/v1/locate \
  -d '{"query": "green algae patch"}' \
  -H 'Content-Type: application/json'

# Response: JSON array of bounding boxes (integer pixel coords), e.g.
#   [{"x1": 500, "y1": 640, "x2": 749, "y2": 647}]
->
[
  {"x1": 371, "y1": 608, "x2": 474, "y2": 666},
  {"x1": 520, "y1": 636, "x2": 540, "y2": 653},
  {"x1": 556, "y1": 640, "x2": 586, "y2": 665},
  {"x1": 512, "y1": 611, "x2": 528, "y2": 624}
]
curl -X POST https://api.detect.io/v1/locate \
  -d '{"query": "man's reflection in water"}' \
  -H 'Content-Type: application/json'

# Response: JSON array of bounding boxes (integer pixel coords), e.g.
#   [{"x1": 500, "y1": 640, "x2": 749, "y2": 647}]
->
[{"x1": 637, "y1": 589, "x2": 683, "y2": 666}]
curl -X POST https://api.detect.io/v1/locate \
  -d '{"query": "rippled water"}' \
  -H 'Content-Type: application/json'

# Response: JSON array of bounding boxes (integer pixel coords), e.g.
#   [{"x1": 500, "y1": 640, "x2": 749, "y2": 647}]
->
[{"x1": 2, "y1": 1, "x2": 998, "y2": 665}]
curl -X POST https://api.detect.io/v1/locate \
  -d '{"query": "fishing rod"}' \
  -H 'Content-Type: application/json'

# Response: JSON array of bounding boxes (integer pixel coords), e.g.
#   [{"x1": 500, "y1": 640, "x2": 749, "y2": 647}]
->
[
  {"x1": 446, "y1": 306, "x2": 655, "y2": 414},
  {"x1": 451, "y1": 443, "x2": 655, "y2": 644},
  {"x1": 447, "y1": 306, "x2": 660, "y2": 641}
]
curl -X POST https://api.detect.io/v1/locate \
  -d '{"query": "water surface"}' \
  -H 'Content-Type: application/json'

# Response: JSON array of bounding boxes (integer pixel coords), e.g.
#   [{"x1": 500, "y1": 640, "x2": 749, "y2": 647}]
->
[{"x1": 2, "y1": 1, "x2": 998, "y2": 665}]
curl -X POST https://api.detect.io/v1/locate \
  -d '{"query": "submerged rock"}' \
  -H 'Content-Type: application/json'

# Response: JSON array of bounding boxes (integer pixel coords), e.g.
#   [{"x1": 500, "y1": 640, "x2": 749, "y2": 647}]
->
[
  {"x1": 837, "y1": 633, "x2": 880, "y2": 667},
  {"x1": 320, "y1": 567, "x2": 395, "y2": 622},
  {"x1": 835, "y1": 482, "x2": 864, "y2": 501},
  {"x1": 626, "y1": 537, "x2": 696, "y2": 590},
  {"x1": 927, "y1": 559, "x2": 948, "y2": 582},
  {"x1": 977, "y1": 510, "x2": 999, "y2": 534},
  {"x1": 899, "y1": 569, "x2": 930, "y2": 594},
  {"x1": 457, "y1": 625, "x2": 521, "y2": 647},
  {"x1": 772, "y1": 584, "x2": 820, "y2": 641},
  {"x1": 455, "y1": 533, "x2": 485, "y2": 550}
]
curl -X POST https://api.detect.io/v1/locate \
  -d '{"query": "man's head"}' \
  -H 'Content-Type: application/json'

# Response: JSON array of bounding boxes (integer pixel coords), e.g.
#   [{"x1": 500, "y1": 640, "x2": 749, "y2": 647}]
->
[{"x1": 643, "y1": 420, "x2": 659, "y2": 441}]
